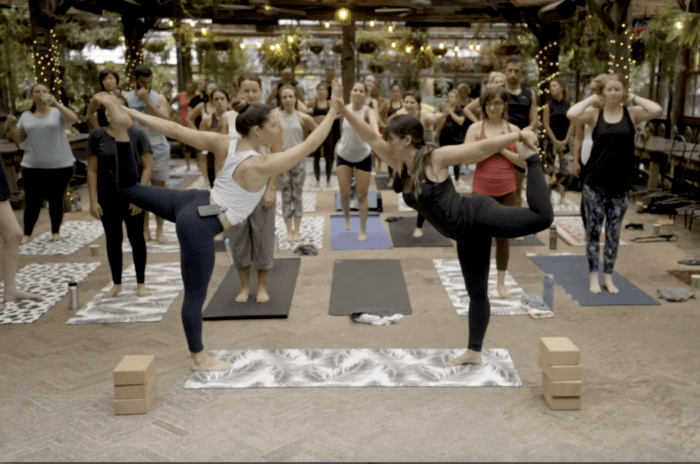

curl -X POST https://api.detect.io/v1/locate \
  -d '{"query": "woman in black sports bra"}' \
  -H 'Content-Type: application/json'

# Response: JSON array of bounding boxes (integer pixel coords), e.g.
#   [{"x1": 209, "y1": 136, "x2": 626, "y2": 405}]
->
[
  {"x1": 336, "y1": 100, "x2": 553, "y2": 367},
  {"x1": 308, "y1": 82, "x2": 338, "y2": 186}
]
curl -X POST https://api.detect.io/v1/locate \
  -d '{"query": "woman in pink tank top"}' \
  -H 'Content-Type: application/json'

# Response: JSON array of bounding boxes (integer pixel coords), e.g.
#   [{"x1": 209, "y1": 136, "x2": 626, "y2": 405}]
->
[{"x1": 464, "y1": 87, "x2": 529, "y2": 299}]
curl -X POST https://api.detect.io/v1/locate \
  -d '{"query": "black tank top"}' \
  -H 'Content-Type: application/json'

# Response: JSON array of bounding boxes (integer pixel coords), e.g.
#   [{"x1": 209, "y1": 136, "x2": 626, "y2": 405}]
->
[
  {"x1": 507, "y1": 87, "x2": 532, "y2": 130},
  {"x1": 396, "y1": 159, "x2": 473, "y2": 240},
  {"x1": 387, "y1": 104, "x2": 402, "y2": 118},
  {"x1": 585, "y1": 107, "x2": 636, "y2": 195},
  {"x1": 313, "y1": 101, "x2": 330, "y2": 117},
  {"x1": 548, "y1": 99, "x2": 571, "y2": 141}
]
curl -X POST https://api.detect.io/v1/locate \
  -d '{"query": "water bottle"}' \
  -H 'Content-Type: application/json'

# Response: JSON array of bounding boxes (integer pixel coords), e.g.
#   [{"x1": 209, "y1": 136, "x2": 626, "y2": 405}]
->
[
  {"x1": 376, "y1": 192, "x2": 383, "y2": 212},
  {"x1": 74, "y1": 191, "x2": 82, "y2": 212},
  {"x1": 68, "y1": 278, "x2": 79, "y2": 310},
  {"x1": 224, "y1": 237, "x2": 233, "y2": 266},
  {"x1": 543, "y1": 274, "x2": 554, "y2": 311},
  {"x1": 549, "y1": 224, "x2": 557, "y2": 250}
]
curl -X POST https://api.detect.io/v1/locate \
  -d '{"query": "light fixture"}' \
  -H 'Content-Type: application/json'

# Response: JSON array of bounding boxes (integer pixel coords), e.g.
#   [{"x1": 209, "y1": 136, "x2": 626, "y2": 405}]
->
[
  {"x1": 275, "y1": 44, "x2": 281, "y2": 50},
  {"x1": 336, "y1": 8, "x2": 350, "y2": 24},
  {"x1": 391, "y1": 42, "x2": 396, "y2": 48},
  {"x1": 240, "y1": 43, "x2": 245, "y2": 49},
  {"x1": 168, "y1": 20, "x2": 173, "y2": 27},
  {"x1": 269, "y1": 45, "x2": 275, "y2": 50},
  {"x1": 675, "y1": 21, "x2": 683, "y2": 30},
  {"x1": 287, "y1": 35, "x2": 294, "y2": 43},
  {"x1": 476, "y1": 44, "x2": 481, "y2": 51},
  {"x1": 405, "y1": 45, "x2": 412, "y2": 53},
  {"x1": 257, "y1": 42, "x2": 262, "y2": 48},
  {"x1": 324, "y1": 21, "x2": 330, "y2": 28},
  {"x1": 201, "y1": 27, "x2": 207, "y2": 35},
  {"x1": 369, "y1": 20, "x2": 375, "y2": 27},
  {"x1": 439, "y1": 43, "x2": 445, "y2": 49},
  {"x1": 388, "y1": 25, "x2": 394, "y2": 32},
  {"x1": 469, "y1": 44, "x2": 474, "y2": 50}
]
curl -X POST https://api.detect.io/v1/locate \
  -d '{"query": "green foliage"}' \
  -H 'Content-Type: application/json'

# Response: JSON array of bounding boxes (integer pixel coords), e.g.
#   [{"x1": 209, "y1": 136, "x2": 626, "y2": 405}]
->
[
  {"x1": 357, "y1": 30, "x2": 389, "y2": 52},
  {"x1": 197, "y1": 36, "x2": 246, "y2": 85},
  {"x1": 259, "y1": 26, "x2": 307, "y2": 73},
  {"x1": 0, "y1": 6, "x2": 35, "y2": 112},
  {"x1": 642, "y1": 4, "x2": 683, "y2": 78},
  {"x1": 559, "y1": 14, "x2": 610, "y2": 74},
  {"x1": 671, "y1": 11, "x2": 700, "y2": 49}
]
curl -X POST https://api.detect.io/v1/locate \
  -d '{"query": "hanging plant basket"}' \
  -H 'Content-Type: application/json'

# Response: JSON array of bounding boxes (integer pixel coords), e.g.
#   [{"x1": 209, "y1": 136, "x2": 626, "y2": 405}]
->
[
  {"x1": 368, "y1": 63, "x2": 385, "y2": 74},
  {"x1": 309, "y1": 43, "x2": 324, "y2": 55},
  {"x1": 433, "y1": 47, "x2": 448, "y2": 57},
  {"x1": 213, "y1": 41, "x2": 231, "y2": 51},
  {"x1": 449, "y1": 59, "x2": 471, "y2": 72},
  {"x1": 144, "y1": 41, "x2": 167, "y2": 54},
  {"x1": 414, "y1": 51, "x2": 435, "y2": 70},
  {"x1": 358, "y1": 42, "x2": 377, "y2": 54},
  {"x1": 332, "y1": 42, "x2": 343, "y2": 54},
  {"x1": 96, "y1": 38, "x2": 120, "y2": 50}
]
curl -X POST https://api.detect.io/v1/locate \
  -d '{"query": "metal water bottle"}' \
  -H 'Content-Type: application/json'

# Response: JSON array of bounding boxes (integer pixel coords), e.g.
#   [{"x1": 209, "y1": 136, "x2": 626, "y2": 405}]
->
[
  {"x1": 549, "y1": 224, "x2": 557, "y2": 250},
  {"x1": 543, "y1": 274, "x2": 554, "y2": 311},
  {"x1": 68, "y1": 278, "x2": 79, "y2": 310},
  {"x1": 74, "y1": 191, "x2": 82, "y2": 212}
]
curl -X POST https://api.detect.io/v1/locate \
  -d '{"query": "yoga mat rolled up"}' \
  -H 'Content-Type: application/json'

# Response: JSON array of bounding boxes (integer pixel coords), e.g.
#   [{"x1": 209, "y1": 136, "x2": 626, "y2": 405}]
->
[
  {"x1": 330, "y1": 214, "x2": 392, "y2": 250},
  {"x1": 387, "y1": 216, "x2": 453, "y2": 248},
  {"x1": 329, "y1": 259, "x2": 412, "y2": 315},
  {"x1": 203, "y1": 258, "x2": 301, "y2": 320},
  {"x1": 528, "y1": 254, "x2": 660, "y2": 306}
]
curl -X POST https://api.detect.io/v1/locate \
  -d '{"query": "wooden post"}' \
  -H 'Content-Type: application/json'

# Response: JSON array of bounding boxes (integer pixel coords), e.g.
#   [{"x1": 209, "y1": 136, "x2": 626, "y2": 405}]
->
[
  {"x1": 341, "y1": 22, "x2": 355, "y2": 102},
  {"x1": 122, "y1": 15, "x2": 158, "y2": 88},
  {"x1": 27, "y1": 0, "x2": 61, "y2": 93}
]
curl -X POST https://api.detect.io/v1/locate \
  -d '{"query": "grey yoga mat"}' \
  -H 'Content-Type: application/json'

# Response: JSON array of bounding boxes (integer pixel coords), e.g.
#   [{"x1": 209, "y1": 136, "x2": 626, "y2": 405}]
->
[
  {"x1": 491, "y1": 234, "x2": 545, "y2": 247},
  {"x1": 329, "y1": 259, "x2": 412, "y2": 315},
  {"x1": 528, "y1": 254, "x2": 660, "y2": 306},
  {"x1": 387, "y1": 216, "x2": 453, "y2": 248},
  {"x1": 203, "y1": 258, "x2": 301, "y2": 320}
]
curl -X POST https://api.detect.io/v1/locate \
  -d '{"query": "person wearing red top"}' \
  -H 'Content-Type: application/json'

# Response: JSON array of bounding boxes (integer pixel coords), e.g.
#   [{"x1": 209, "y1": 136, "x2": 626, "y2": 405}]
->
[
  {"x1": 176, "y1": 81, "x2": 199, "y2": 171},
  {"x1": 464, "y1": 87, "x2": 528, "y2": 298}
]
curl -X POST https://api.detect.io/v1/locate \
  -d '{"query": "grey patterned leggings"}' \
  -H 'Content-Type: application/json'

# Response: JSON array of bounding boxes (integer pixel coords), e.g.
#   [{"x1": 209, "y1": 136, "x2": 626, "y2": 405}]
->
[
  {"x1": 277, "y1": 160, "x2": 305, "y2": 220},
  {"x1": 582, "y1": 184, "x2": 631, "y2": 274}
]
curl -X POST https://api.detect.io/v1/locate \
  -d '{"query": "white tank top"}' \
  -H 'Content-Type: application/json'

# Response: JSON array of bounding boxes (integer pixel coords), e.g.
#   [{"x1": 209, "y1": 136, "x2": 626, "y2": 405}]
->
[
  {"x1": 225, "y1": 110, "x2": 240, "y2": 138},
  {"x1": 337, "y1": 104, "x2": 372, "y2": 162},
  {"x1": 279, "y1": 110, "x2": 304, "y2": 150},
  {"x1": 581, "y1": 123, "x2": 593, "y2": 166},
  {"x1": 210, "y1": 140, "x2": 267, "y2": 226}
]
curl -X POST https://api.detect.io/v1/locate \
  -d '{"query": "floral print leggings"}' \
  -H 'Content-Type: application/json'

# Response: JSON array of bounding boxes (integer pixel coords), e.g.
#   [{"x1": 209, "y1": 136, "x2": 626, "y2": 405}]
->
[
  {"x1": 277, "y1": 160, "x2": 306, "y2": 220},
  {"x1": 582, "y1": 184, "x2": 631, "y2": 274}
]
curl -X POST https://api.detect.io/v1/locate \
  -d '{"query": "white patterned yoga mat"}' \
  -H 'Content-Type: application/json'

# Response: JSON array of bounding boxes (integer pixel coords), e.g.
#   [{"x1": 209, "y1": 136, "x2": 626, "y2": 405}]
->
[
  {"x1": 521, "y1": 189, "x2": 580, "y2": 215},
  {"x1": 66, "y1": 263, "x2": 183, "y2": 325},
  {"x1": 303, "y1": 175, "x2": 338, "y2": 191},
  {"x1": 122, "y1": 219, "x2": 180, "y2": 254},
  {"x1": 275, "y1": 216, "x2": 324, "y2": 250},
  {"x1": 183, "y1": 348, "x2": 522, "y2": 389},
  {"x1": 0, "y1": 262, "x2": 100, "y2": 324},
  {"x1": 433, "y1": 259, "x2": 527, "y2": 316},
  {"x1": 276, "y1": 191, "x2": 317, "y2": 215},
  {"x1": 553, "y1": 216, "x2": 629, "y2": 247},
  {"x1": 20, "y1": 221, "x2": 105, "y2": 256}
]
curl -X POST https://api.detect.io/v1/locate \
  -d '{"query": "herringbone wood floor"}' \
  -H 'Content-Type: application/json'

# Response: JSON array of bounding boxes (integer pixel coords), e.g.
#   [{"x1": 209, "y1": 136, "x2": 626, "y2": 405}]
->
[{"x1": 2, "y1": 171, "x2": 700, "y2": 462}]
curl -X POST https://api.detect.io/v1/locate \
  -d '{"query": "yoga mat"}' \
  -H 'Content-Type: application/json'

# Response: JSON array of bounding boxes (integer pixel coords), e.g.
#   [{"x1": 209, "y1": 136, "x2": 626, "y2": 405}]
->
[
  {"x1": 183, "y1": 348, "x2": 521, "y2": 389},
  {"x1": 491, "y1": 234, "x2": 545, "y2": 247},
  {"x1": 20, "y1": 220, "x2": 105, "y2": 256},
  {"x1": 334, "y1": 190, "x2": 381, "y2": 211},
  {"x1": 329, "y1": 259, "x2": 411, "y2": 315},
  {"x1": 168, "y1": 177, "x2": 186, "y2": 188},
  {"x1": 330, "y1": 215, "x2": 393, "y2": 250},
  {"x1": 276, "y1": 191, "x2": 317, "y2": 215},
  {"x1": 521, "y1": 189, "x2": 580, "y2": 215},
  {"x1": 553, "y1": 216, "x2": 629, "y2": 247},
  {"x1": 275, "y1": 216, "x2": 324, "y2": 251},
  {"x1": 375, "y1": 176, "x2": 392, "y2": 190},
  {"x1": 303, "y1": 176, "x2": 338, "y2": 191},
  {"x1": 123, "y1": 218, "x2": 180, "y2": 254},
  {"x1": 0, "y1": 263, "x2": 100, "y2": 324},
  {"x1": 433, "y1": 259, "x2": 527, "y2": 316},
  {"x1": 66, "y1": 263, "x2": 184, "y2": 325},
  {"x1": 528, "y1": 254, "x2": 660, "y2": 306},
  {"x1": 387, "y1": 216, "x2": 453, "y2": 248},
  {"x1": 203, "y1": 258, "x2": 301, "y2": 320}
]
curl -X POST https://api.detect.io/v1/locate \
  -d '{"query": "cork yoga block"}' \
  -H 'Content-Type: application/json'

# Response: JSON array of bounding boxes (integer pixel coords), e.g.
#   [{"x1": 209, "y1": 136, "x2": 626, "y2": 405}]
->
[
  {"x1": 539, "y1": 337, "x2": 580, "y2": 366},
  {"x1": 113, "y1": 355, "x2": 156, "y2": 386},
  {"x1": 538, "y1": 353, "x2": 581, "y2": 381}
]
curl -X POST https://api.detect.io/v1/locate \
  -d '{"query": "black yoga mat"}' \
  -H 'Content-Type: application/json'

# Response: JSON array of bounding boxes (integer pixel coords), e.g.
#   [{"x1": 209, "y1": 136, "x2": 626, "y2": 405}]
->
[
  {"x1": 529, "y1": 254, "x2": 660, "y2": 306},
  {"x1": 329, "y1": 259, "x2": 412, "y2": 316},
  {"x1": 203, "y1": 258, "x2": 301, "y2": 320},
  {"x1": 387, "y1": 216, "x2": 453, "y2": 248},
  {"x1": 375, "y1": 176, "x2": 392, "y2": 191},
  {"x1": 491, "y1": 234, "x2": 545, "y2": 247}
]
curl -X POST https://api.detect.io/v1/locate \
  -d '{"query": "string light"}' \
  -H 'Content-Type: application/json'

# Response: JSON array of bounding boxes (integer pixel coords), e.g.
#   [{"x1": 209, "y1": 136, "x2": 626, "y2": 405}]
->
[
  {"x1": 324, "y1": 21, "x2": 330, "y2": 28},
  {"x1": 369, "y1": 20, "x2": 375, "y2": 27},
  {"x1": 388, "y1": 25, "x2": 394, "y2": 32},
  {"x1": 335, "y1": 8, "x2": 350, "y2": 24}
]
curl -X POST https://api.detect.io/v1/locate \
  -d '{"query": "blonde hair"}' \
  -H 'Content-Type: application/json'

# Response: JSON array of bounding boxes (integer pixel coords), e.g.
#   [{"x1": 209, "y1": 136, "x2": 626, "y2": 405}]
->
[{"x1": 487, "y1": 72, "x2": 506, "y2": 85}]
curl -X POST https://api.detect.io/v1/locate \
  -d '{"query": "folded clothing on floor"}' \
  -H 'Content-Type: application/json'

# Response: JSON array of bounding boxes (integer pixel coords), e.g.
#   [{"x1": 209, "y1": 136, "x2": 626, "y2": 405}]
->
[
  {"x1": 657, "y1": 288, "x2": 696, "y2": 302},
  {"x1": 351, "y1": 312, "x2": 404, "y2": 326},
  {"x1": 293, "y1": 244, "x2": 318, "y2": 256},
  {"x1": 678, "y1": 257, "x2": 700, "y2": 266},
  {"x1": 520, "y1": 294, "x2": 554, "y2": 319}
]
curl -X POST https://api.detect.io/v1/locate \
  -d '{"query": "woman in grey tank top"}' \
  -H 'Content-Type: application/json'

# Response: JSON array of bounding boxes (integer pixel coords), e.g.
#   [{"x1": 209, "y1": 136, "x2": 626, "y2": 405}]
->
[{"x1": 277, "y1": 85, "x2": 319, "y2": 242}]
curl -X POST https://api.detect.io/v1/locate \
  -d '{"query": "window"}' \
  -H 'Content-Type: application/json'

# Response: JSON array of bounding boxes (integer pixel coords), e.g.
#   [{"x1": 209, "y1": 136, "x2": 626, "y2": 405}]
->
[{"x1": 683, "y1": 51, "x2": 700, "y2": 119}]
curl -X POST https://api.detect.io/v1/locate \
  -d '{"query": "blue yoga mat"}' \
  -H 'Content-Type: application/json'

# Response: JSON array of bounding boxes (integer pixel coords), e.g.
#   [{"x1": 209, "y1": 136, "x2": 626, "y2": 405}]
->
[
  {"x1": 168, "y1": 177, "x2": 186, "y2": 188},
  {"x1": 330, "y1": 214, "x2": 393, "y2": 250},
  {"x1": 529, "y1": 254, "x2": 660, "y2": 306},
  {"x1": 335, "y1": 191, "x2": 379, "y2": 211}
]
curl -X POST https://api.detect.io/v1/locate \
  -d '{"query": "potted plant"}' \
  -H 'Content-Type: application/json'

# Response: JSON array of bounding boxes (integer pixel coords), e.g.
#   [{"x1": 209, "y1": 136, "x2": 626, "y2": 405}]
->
[
  {"x1": 433, "y1": 44, "x2": 448, "y2": 57},
  {"x1": 357, "y1": 30, "x2": 388, "y2": 54},
  {"x1": 368, "y1": 55, "x2": 388, "y2": 74},
  {"x1": 308, "y1": 41, "x2": 325, "y2": 55},
  {"x1": 332, "y1": 41, "x2": 343, "y2": 54},
  {"x1": 413, "y1": 48, "x2": 436, "y2": 70},
  {"x1": 144, "y1": 41, "x2": 167, "y2": 54}
]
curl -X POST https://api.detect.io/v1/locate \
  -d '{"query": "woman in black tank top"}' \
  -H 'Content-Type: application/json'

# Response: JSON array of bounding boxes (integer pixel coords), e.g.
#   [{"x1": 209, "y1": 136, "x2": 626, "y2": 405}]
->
[
  {"x1": 567, "y1": 73, "x2": 662, "y2": 295},
  {"x1": 308, "y1": 82, "x2": 336, "y2": 185},
  {"x1": 337, "y1": 103, "x2": 554, "y2": 368}
]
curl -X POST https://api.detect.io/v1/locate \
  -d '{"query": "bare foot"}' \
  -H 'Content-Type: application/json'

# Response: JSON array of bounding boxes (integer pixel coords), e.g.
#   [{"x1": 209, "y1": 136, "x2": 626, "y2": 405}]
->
[
  {"x1": 103, "y1": 284, "x2": 122, "y2": 299},
  {"x1": 357, "y1": 230, "x2": 367, "y2": 242},
  {"x1": 602, "y1": 273, "x2": 619, "y2": 294},
  {"x1": 497, "y1": 283, "x2": 511, "y2": 299},
  {"x1": 156, "y1": 233, "x2": 169, "y2": 244},
  {"x1": 235, "y1": 289, "x2": 250, "y2": 303},
  {"x1": 292, "y1": 232, "x2": 301, "y2": 242},
  {"x1": 514, "y1": 236, "x2": 526, "y2": 241},
  {"x1": 256, "y1": 288, "x2": 270, "y2": 303},
  {"x1": 136, "y1": 284, "x2": 151, "y2": 298},
  {"x1": 191, "y1": 351, "x2": 233, "y2": 372},
  {"x1": 285, "y1": 234, "x2": 294, "y2": 242},
  {"x1": 3, "y1": 288, "x2": 42, "y2": 302},
  {"x1": 344, "y1": 218, "x2": 351, "y2": 231},
  {"x1": 412, "y1": 228, "x2": 423, "y2": 238},
  {"x1": 21, "y1": 235, "x2": 32, "y2": 245},
  {"x1": 589, "y1": 272, "x2": 602, "y2": 294},
  {"x1": 51, "y1": 233, "x2": 63, "y2": 242},
  {"x1": 447, "y1": 349, "x2": 483, "y2": 366}
]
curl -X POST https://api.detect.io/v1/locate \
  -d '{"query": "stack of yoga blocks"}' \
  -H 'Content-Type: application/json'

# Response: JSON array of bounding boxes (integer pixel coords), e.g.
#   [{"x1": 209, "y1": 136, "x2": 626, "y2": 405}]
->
[
  {"x1": 537, "y1": 337, "x2": 581, "y2": 410},
  {"x1": 113, "y1": 355, "x2": 157, "y2": 415}
]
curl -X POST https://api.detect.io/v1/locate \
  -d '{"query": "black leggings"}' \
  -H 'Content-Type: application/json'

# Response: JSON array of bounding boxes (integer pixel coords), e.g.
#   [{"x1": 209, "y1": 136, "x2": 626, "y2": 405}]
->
[
  {"x1": 116, "y1": 142, "x2": 223, "y2": 353},
  {"x1": 453, "y1": 164, "x2": 461, "y2": 181},
  {"x1": 456, "y1": 155, "x2": 553, "y2": 352},
  {"x1": 313, "y1": 132, "x2": 335, "y2": 182},
  {"x1": 22, "y1": 166, "x2": 75, "y2": 235},
  {"x1": 99, "y1": 198, "x2": 147, "y2": 285}
]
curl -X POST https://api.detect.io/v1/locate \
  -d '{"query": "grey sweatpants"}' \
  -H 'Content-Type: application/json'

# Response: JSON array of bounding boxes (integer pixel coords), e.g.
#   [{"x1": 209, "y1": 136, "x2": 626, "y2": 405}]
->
[{"x1": 229, "y1": 196, "x2": 275, "y2": 271}]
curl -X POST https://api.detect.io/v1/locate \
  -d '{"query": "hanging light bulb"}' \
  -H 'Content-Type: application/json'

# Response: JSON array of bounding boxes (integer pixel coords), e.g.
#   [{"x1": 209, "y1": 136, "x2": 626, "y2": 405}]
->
[
  {"x1": 391, "y1": 42, "x2": 396, "y2": 48},
  {"x1": 168, "y1": 20, "x2": 174, "y2": 27},
  {"x1": 201, "y1": 27, "x2": 207, "y2": 35},
  {"x1": 336, "y1": 8, "x2": 350, "y2": 23},
  {"x1": 287, "y1": 35, "x2": 294, "y2": 43},
  {"x1": 324, "y1": 22, "x2": 330, "y2": 28},
  {"x1": 240, "y1": 43, "x2": 245, "y2": 49},
  {"x1": 388, "y1": 25, "x2": 394, "y2": 32},
  {"x1": 405, "y1": 45, "x2": 413, "y2": 54},
  {"x1": 439, "y1": 43, "x2": 445, "y2": 49},
  {"x1": 476, "y1": 44, "x2": 481, "y2": 51},
  {"x1": 369, "y1": 20, "x2": 375, "y2": 27}
]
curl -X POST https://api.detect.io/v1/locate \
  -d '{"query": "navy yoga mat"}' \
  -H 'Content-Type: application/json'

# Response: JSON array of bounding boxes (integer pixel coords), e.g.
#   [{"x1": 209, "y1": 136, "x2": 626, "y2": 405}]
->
[
  {"x1": 491, "y1": 235, "x2": 545, "y2": 247},
  {"x1": 203, "y1": 258, "x2": 301, "y2": 320},
  {"x1": 329, "y1": 259, "x2": 412, "y2": 315},
  {"x1": 330, "y1": 214, "x2": 392, "y2": 250},
  {"x1": 529, "y1": 254, "x2": 660, "y2": 306},
  {"x1": 387, "y1": 216, "x2": 453, "y2": 248},
  {"x1": 335, "y1": 191, "x2": 380, "y2": 211}
]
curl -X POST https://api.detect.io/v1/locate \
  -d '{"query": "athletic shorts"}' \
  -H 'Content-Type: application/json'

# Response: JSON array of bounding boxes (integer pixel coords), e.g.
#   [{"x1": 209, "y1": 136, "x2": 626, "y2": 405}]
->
[
  {"x1": 150, "y1": 155, "x2": 170, "y2": 183},
  {"x1": 337, "y1": 154, "x2": 372, "y2": 173}
]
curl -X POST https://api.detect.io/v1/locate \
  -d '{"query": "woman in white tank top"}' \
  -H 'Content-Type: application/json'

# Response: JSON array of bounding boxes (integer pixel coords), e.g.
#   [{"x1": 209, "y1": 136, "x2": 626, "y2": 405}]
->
[
  {"x1": 97, "y1": 81, "x2": 342, "y2": 374},
  {"x1": 277, "y1": 85, "x2": 318, "y2": 242},
  {"x1": 336, "y1": 81, "x2": 380, "y2": 242}
]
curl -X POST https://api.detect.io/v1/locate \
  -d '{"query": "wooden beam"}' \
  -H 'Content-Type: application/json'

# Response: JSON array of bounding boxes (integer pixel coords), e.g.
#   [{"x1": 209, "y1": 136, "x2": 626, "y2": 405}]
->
[{"x1": 584, "y1": 0, "x2": 614, "y2": 30}]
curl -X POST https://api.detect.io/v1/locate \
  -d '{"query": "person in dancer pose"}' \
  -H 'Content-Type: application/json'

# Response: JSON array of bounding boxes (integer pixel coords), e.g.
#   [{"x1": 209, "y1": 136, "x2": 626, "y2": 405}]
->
[
  {"x1": 335, "y1": 100, "x2": 553, "y2": 366},
  {"x1": 567, "y1": 73, "x2": 662, "y2": 294},
  {"x1": 95, "y1": 81, "x2": 342, "y2": 371},
  {"x1": 277, "y1": 84, "x2": 318, "y2": 241},
  {"x1": 463, "y1": 87, "x2": 528, "y2": 299}
]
